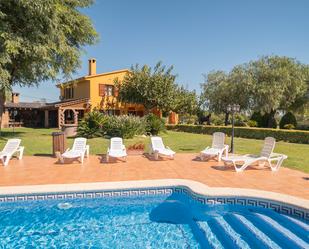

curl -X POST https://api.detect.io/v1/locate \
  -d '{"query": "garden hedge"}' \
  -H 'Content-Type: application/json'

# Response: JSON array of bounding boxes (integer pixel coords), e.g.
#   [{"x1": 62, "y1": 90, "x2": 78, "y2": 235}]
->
[{"x1": 166, "y1": 125, "x2": 309, "y2": 144}]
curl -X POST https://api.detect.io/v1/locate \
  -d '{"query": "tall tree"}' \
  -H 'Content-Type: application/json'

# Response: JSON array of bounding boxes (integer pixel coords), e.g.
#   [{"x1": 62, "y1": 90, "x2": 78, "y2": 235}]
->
[
  {"x1": 0, "y1": 0, "x2": 98, "y2": 90},
  {"x1": 0, "y1": 0, "x2": 98, "y2": 127},
  {"x1": 117, "y1": 62, "x2": 178, "y2": 113},
  {"x1": 248, "y1": 56, "x2": 308, "y2": 127},
  {"x1": 201, "y1": 67, "x2": 252, "y2": 125}
]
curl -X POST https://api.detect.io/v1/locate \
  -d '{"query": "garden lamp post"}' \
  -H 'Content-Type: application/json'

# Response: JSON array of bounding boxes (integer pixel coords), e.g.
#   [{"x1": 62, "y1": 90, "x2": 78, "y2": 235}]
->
[{"x1": 227, "y1": 104, "x2": 240, "y2": 154}]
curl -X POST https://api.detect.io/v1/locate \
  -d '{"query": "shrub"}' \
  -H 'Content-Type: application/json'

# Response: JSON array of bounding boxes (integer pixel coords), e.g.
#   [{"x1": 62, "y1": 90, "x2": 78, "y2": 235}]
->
[
  {"x1": 77, "y1": 111, "x2": 107, "y2": 138},
  {"x1": 251, "y1": 111, "x2": 277, "y2": 128},
  {"x1": 105, "y1": 115, "x2": 145, "y2": 139},
  {"x1": 211, "y1": 114, "x2": 225, "y2": 126},
  {"x1": 283, "y1": 124, "x2": 295, "y2": 130},
  {"x1": 251, "y1": 112, "x2": 263, "y2": 127},
  {"x1": 179, "y1": 114, "x2": 198, "y2": 124},
  {"x1": 234, "y1": 114, "x2": 248, "y2": 127},
  {"x1": 166, "y1": 124, "x2": 309, "y2": 144},
  {"x1": 280, "y1": 112, "x2": 297, "y2": 129},
  {"x1": 144, "y1": 113, "x2": 166, "y2": 135},
  {"x1": 247, "y1": 120, "x2": 258, "y2": 127}
]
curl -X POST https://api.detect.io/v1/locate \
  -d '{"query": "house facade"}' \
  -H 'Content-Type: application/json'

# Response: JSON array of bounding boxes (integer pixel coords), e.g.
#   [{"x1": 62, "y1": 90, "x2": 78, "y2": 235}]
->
[{"x1": 0, "y1": 59, "x2": 178, "y2": 129}]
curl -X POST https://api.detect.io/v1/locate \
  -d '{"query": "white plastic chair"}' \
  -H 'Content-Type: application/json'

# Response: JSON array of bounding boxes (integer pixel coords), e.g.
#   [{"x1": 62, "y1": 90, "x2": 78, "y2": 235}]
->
[
  {"x1": 0, "y1": 139, "x2": 24, "y2": 166},
  {"x1": 150, "y1": 136, "x2": 175, "y2": 160},
  {"x1": 58, "y1": 137, "x2": 89, "y2": 164},
  {"x1": 222, "y1": 137, "x2": 287, "y2": 172},
  {"x1": 200, "y1": 132, "x2": 229, "y2": 162},
  {"x1": 106, "y1": 137, "x2": 127, "y2": 162}
]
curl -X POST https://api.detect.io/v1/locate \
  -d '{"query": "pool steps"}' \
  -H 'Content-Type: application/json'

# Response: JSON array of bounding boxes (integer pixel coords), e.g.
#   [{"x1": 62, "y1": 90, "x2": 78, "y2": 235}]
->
[{"x1": 194, "y1": 211, "x2": 308, "y2": 249}]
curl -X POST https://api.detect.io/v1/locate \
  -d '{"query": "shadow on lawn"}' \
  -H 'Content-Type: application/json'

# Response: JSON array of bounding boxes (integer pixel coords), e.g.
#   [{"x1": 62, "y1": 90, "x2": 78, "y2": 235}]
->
[{"x1": 0, "y1": 131, "x2": 25, "y2": 140}]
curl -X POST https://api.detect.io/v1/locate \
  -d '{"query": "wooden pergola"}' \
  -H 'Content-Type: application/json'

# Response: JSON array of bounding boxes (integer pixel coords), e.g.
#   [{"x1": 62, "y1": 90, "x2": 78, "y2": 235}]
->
[{"x1": 53, "y1": 98, "x2": 91, "y2": 128}]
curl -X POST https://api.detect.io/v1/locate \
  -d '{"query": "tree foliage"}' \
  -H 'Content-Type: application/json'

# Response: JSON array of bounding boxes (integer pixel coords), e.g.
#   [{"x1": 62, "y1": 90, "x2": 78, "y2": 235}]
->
[
  {"x1": 0, "y1": 0, "x2": 98, "y2": 91},
  {"x1": 173, "y1": 86, "x2": 198, "y2": 115},
  {"x1": 248, "y1": 56, "x2": 307, "y2": 113},
  {"x1": 117, "y1": 62, "x2": 178, "y2": 113},
  {"x1": 201, "y1": 56, "x2": 309, "y2": 127}
]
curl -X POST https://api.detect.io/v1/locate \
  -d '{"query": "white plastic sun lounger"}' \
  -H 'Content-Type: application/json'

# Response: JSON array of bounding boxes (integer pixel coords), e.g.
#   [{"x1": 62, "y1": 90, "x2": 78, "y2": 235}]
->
[
  {"x1": 150, "y1": 136, "x2": 175, "y2": 160},
  {"x1": 57, "y1": 137, "x2": 89, "y2": 164},
  {"x1": 106, "y1": 137, "x2": 127, "y2": 162},
  {"x1": 222, "y1": 137, "x2": 287, "y2": 172},
  {"x1": 200, "y1": 132, "x2": 229, "y2": 162},
  {"x1": 0, "y1": 139, "x2": 24, "y2": 166}
]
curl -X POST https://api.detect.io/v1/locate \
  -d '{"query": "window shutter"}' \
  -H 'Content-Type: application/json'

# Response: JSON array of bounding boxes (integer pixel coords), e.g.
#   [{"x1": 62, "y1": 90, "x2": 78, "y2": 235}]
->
[{"x1": 99, "y1": 84, "x2": 105, "y2": 96}]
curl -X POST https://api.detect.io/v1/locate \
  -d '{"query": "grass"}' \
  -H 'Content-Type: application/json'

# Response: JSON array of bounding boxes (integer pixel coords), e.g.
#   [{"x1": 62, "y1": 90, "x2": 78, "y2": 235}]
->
[{"x1": 0, "y1": 127, "x2": 308, "y2": 173}]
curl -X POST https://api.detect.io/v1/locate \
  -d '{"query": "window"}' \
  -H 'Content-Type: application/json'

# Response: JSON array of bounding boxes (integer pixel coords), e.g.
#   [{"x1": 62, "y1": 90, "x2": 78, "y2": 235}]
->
[
  {"x1": 106, "y1": 85, "x2": 114, "y2": 96},
  {"x1": 99, "y1": 84, "x2": 114, "y2": 97},
  {"x1": 64, "y1": 87, "x2": 74, "y2": 99}
]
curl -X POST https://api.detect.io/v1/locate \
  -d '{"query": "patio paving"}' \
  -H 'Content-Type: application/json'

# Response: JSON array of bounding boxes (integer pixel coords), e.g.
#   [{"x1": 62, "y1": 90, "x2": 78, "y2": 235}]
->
[{"x1": 0, "y1": 154, "x2": 308, "y2": 199}]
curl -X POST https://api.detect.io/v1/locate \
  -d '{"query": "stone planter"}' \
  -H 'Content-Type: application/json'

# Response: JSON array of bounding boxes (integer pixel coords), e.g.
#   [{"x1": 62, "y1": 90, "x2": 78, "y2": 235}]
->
[
  {"x1": 127, "y1": 149, "x2": 144, "y2": 156},
  {"x1": 61, "y1": 124, "x2": 78, "y2": 137}
]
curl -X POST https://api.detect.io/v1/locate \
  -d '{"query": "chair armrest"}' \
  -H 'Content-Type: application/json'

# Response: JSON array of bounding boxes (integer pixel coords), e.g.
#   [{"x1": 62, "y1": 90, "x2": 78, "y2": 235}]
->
[{"x1": 270, "y1": 153, "x2": 288, "y2": 160}]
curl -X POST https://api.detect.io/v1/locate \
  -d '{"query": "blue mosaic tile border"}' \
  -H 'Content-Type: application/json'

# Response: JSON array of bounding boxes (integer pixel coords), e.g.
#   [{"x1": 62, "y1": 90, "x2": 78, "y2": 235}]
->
[{"x1": 0, "y1": 186, "x2": 307, "y2": 220}]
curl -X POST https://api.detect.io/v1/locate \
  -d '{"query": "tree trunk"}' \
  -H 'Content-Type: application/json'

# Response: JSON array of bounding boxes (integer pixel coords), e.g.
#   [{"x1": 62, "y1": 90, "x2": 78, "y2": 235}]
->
[
  {"x1": 267, "y1": 109, "x2": 277, "y2": 128},
  {"x1": 224, "y1": 112, "x2": 229, "y2": 126}
]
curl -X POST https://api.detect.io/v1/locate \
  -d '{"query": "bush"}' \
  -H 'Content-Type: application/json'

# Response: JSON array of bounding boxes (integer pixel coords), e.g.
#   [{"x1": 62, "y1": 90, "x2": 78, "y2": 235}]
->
[
  {"x1": 234, "y1": 114, "x2": 248, "y2": 127},
  {"x1": 211, "y1": 114, "x2": 225, "y2": 126},
  {"x1": 251, "y1": 111, "x2": 277, "y2": 128},
  {"x1": 77, "y1": 111, "x2": 107, "y2": 138},
  {"x1": 105, "y1": 115, "x2": 145, "y2": 139},
  {"x1": 166, "y1": 124, "x2": 309, "y2": 144},
  {"x1": 144, "y1": 113, "x2": 166, "y2": 135},
  {"x1": 280, "y1": 112, "x2": 297, "y2": 129},
  {"x1": 247, "y1": 120, "x2": 258, "y2": 127},
  {"x1": 251, "y1": 112, "x2": 263, "y2": 127},
  {"x1": 283, "y1": 124, "x2": 295, "y2": 130},
  {"x1": 179, "y1": 114, "x2": 198, "y2": 124}
]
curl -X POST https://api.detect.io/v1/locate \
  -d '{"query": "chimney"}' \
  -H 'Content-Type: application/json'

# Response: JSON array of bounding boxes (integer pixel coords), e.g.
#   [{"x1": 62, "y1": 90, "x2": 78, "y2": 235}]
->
[
  {"x1": 11, "y1": 92, "x2": 20, "y2": 103},
  {"x1": 88, "y1": 58, "x2": 96, "y2": 76}
]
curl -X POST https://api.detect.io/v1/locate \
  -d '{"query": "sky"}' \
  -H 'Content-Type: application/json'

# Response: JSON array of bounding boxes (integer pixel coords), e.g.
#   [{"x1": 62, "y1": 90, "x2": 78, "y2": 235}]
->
[{"x1": 15, "y1": 0, "x2": 309, "y2": 102}]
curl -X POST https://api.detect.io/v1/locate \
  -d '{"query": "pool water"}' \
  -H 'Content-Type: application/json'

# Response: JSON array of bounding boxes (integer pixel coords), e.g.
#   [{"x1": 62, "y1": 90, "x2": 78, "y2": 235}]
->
[{"x1": 0, "y1": 193, "x2": 308, "y2": 248}]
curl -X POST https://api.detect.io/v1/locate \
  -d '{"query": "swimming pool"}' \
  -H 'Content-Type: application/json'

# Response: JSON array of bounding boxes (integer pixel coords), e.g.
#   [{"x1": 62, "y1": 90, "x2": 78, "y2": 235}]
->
[{"x1": 0, "y1": 186, "x2": 308, "y2": 248}]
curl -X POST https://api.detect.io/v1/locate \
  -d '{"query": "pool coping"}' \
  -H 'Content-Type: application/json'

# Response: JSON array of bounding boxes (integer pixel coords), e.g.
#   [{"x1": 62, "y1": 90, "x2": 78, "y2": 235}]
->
[{"x1": 0, "y1": 179, "x2": 308, "y2": 209}]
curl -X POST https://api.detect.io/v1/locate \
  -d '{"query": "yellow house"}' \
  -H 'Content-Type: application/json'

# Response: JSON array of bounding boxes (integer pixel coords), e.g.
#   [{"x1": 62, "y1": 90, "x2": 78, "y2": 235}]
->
[{"x1": 55, "y1": 59, "x2": 145, "y2": 128}]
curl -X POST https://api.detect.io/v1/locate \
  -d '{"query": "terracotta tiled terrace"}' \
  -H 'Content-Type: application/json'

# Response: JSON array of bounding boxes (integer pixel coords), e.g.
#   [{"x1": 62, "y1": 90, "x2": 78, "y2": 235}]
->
[{"x1": 0, "y1": 154, "x2": 308, "y2": 200}]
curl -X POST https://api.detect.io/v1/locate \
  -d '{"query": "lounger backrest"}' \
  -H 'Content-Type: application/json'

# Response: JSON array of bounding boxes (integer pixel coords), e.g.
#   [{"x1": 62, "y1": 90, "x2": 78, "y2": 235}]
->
[
  {"x1": 212, "y1": 132, "x2": 225, "y2": 149},
  {"x1": 72, "y1": 138, "x2": 87, "y2": 152},
  {"x1": 151, "y1": 137, "x2": 165, "y2": 151},
  {"x1": 260, "y1": 137, "x2": 276, "y2": 158},
  {"x1": 2, "y1": 139, "x2": 21, "y2": 154},
  {"x1": 110, "y1": 137, "x2": 124, "y2": 151}
]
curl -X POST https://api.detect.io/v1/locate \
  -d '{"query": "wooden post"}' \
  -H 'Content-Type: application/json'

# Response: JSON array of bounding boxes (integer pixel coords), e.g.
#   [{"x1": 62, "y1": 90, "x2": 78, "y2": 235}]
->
[{"x1": 44, "y1": 110, "x2": 49, "y2": 128}]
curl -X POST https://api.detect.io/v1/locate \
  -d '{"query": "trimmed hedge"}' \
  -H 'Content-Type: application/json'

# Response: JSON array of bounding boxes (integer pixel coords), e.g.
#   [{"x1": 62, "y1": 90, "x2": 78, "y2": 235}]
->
[{"x1": 166, "y1": 124, "x2": 309, "y2": 144}]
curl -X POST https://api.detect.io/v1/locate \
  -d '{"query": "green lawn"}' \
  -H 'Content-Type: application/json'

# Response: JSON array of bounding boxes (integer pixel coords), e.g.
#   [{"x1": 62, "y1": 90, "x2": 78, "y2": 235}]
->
[{"x1": 0, "y1": 128, "x2": 308, "y2": 173}]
